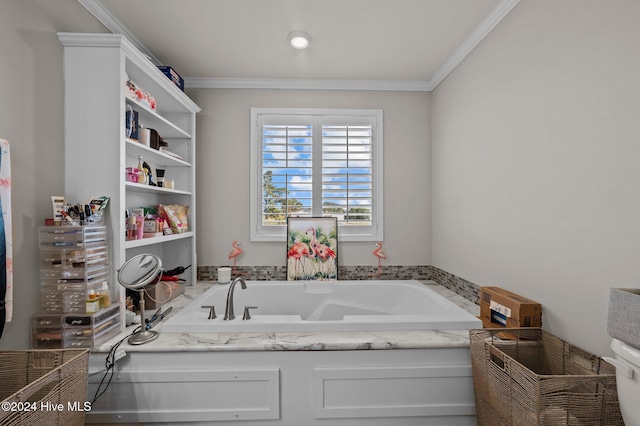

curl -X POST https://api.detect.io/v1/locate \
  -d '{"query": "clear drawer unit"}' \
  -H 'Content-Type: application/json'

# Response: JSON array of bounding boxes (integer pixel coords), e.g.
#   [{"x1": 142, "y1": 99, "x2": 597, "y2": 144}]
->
[
  {"x1": 38, "y1": 225, "x2": 109, "y2": 314},
  {"x1": 32, "y1": 304, "x2": 121, "y2": 349},
  {"x1": 62, "y1": 303, "x2": 121, "y2": 348},
  {"x1": 33, "y1": 225, "x2": 121, "y2": 348}
]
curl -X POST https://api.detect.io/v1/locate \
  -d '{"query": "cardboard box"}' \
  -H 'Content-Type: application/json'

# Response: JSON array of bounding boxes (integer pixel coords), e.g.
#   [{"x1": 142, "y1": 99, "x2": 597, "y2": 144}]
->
[
  {"x1": 479, "y1": 287, "x2": 541, "y2": 329},
  {"x1": 157, "y1": 66, "x2": 184, "y2": 91},
  {"x1": 143, "y1": 280, "x2": 185, "y2": 309}
]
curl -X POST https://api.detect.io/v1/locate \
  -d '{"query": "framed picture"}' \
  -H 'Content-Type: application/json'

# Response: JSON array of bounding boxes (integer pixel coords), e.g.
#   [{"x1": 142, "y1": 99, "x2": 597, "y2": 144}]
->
[{"x1": 287, "y1": 217, "x2": 338, "y2": 281}]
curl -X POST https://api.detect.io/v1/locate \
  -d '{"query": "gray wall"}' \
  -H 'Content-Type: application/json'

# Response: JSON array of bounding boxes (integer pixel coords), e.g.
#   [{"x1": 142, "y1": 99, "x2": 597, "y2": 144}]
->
[
  {"x1": 431, "y1": 0, "x2": 640, "y2": 356},
  {"x1": 191, "y1": 88, "x2": 431, "y2": 267},
  {"x1": 0, "y1": 0, "x2": 106, "y2": 349}
]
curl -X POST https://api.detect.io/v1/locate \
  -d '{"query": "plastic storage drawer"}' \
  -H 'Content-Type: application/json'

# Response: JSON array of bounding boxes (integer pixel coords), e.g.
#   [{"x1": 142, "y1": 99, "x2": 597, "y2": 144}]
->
[
  {"x1": 38, "y1": 225, "x2": 107, "y2": 247},
  {"x1": 33, "y1": 314, "x2": 63, "y2": 327},
  {"x1": 32, "y1": 315, "x2": 64, "y2": 349},
  {"x1": 62, "y1": 304, "x2": 121, "y2": 348},
  {"x1": 40, "y1": 289, "x2": 87, "y2": 313},
  {"x1": 40, "y1": 262, "x2": 109, "y2": 283},
  {"x1": 63, "y1": 303, "x2": 120, "y2": 328},
  {"x1": 40, "y1": 244, "x2": 108, "y2": 269},
  {"x1": 62, "y1": 321, "x2": 120, "y2": 348}
]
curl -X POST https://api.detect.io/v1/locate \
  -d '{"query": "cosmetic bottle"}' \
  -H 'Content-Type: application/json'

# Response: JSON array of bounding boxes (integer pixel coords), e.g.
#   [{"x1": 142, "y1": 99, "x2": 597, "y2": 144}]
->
[
  {"x1": 156, "y1": 168, "x2": 165, "y2": 187},
  {"x1": 135, "y1": 216, "x2": 144, "y2": 240},
  {"x1": 99, "y1": 282, "x2": 111, "y2": 309},
  {"x1": 126, "y1": 216, "x2": 137, "y2": 240},
  {"x1": 137, "y1": 156, "x2": 148, "y2": 184},
  {"x1": 86, "y1": 290, "x2": 100, "y2": 314}
]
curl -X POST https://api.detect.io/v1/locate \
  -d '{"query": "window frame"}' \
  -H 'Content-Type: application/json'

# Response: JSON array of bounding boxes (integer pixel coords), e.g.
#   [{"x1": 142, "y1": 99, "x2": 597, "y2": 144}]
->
[{"x1": 250, "y1": 107, "x2": 384, "y2": 242}]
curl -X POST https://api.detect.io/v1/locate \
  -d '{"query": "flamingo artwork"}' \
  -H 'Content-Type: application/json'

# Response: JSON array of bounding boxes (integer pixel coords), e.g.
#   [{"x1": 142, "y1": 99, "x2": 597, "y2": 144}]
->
[
  {"x1": 287, "y1": 241, "x2": 311, "y2": 277},
  {"x1": 372, "y1": 242, "x2": 386, "y2": 278},
  {"x1": 228, "y1": 240, "x2": 243, "y2": 277},
  {"x1": 286, "y1": 218, "x2": 338, "y2": 280},
  {"x1": 309, "y1": 228, "x2": 337, "y2": 260},
  {"x1": 305, "y1": 227, "x2": 337, "y2": 277}
]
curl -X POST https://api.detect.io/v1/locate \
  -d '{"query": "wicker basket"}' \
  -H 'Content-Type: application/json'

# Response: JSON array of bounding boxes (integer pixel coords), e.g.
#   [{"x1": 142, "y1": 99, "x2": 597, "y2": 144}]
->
[
  {"x1": 0, "y1": 349, "x2": 89, "y2": 426},
  {"x1": 469, "y1": 328, "x2": 623, "y2": 426}
]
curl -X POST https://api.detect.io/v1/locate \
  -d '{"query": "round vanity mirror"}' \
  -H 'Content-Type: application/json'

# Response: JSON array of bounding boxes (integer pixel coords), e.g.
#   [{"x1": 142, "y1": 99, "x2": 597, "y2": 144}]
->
[
  {"x1": 117, "y1": 254, "x2": 163, "y2": 345},
  {"x1": 118, "y1": 254, "x2": 163, "y2": 289}
]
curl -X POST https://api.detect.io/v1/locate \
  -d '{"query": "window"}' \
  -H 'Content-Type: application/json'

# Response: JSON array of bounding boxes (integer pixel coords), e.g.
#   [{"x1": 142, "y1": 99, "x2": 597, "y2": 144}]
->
[{"x1": 250, "y1": 108, "x2": 383, "y2": 242}]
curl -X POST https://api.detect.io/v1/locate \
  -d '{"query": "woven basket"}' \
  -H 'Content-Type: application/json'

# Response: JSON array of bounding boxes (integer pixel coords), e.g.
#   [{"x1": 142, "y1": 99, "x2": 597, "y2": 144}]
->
[
  {"x1": 0, "y1": 349, "x2": 89, "y2": 426},
  {"x1": 470, "y1": 328, "x2": 623, "y2": 426}
]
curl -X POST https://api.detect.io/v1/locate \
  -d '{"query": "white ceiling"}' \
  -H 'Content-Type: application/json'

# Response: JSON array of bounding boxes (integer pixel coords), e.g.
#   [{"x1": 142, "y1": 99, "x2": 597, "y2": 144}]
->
[{"x1": 83, "y1": 0, "x2": 519, "y2": 91}]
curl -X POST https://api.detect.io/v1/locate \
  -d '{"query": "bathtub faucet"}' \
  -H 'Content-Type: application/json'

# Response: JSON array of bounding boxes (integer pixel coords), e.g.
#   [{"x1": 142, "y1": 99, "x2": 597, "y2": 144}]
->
[{"x1": 223, "y1": 277, "x2": 247, "y2": 320}]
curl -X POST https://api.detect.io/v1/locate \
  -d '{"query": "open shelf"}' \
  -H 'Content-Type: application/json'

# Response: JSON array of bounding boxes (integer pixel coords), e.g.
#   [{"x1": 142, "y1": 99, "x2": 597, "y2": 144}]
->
[
  {"x1": 126, "y1": 96, "x2": 191, "y2": 139},
  {"x1": 125, "y1": 139, "x2": 190, "y2": 167},
  {"x1": 125, "y1": 181, "x2": 191, "y2": 195},
  {"x1": 124, "y1": 231, "x2": 194, "y2": 249}
]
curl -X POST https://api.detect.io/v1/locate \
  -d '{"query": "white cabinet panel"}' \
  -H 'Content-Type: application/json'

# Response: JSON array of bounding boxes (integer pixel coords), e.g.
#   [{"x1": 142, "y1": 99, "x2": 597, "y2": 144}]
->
[
  {"x1": 88, "y1": 368, "x2": 280, "y2": 423},
  {"x1": 313, "y1": 365, "x2": 476, "y2": 419}
]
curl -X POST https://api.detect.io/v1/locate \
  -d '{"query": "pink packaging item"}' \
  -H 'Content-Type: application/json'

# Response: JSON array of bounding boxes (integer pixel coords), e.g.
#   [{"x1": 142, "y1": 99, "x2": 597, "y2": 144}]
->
[
  {"x1": 135, "y1": 216, "x2": 144, "y2": 239},
  {"x1": 125, "y1": 168, "x2": 139, "y2": 183}
]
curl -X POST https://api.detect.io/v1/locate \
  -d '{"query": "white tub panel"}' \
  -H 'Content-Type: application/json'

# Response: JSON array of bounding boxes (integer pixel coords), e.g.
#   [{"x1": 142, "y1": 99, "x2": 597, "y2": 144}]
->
[
  {"x1": 313, "y1": 365, "x2": 475, "y2": 419},
  {"x1": 87, "y1": 368, "x2": 280, "y2": 423},
  {"x1": 88, "y1": 348, "x2": 476, "y2": 425}
]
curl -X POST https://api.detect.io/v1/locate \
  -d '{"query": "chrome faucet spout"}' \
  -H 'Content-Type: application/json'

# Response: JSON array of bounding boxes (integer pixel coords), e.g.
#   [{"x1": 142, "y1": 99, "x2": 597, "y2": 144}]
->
[{"x1": 224, "y1": 277, "x2": 247, "y2": 320}]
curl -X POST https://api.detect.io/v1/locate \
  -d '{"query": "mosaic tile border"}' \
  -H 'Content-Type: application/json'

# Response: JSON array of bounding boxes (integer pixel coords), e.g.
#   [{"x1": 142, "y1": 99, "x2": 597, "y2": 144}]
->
[
  {"x1": 196, "y1": 265, "x2": 480, "y2": 305},
  {"x1": 429, "y1": 266, "x2": 480, "y2": 305},
  {"x1": 196, "y1": 265, "x2": 432, "y2": 282}
]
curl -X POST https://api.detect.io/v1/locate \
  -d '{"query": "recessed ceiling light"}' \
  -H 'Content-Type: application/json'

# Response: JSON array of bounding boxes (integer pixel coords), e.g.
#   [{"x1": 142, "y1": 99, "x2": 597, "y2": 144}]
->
[{"x1": 288, "y1": 30, "x2": 311, "y2": 49}]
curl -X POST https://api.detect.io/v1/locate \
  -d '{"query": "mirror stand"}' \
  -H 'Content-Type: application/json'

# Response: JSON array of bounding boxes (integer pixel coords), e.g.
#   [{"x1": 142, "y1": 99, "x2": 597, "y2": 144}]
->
[
  {"x1": 128, "y1": 289, "x2": 158, "y2": 345},
  {"x1": 117, "y1": 253, "x2": 164, "y2": 346}
]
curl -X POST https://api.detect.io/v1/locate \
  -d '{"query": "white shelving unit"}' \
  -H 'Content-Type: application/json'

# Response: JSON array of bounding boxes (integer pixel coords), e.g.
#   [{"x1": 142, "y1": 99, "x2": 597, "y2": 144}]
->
[{"x1": 58, "y1": 33, "x2": 200, "y2": 328}]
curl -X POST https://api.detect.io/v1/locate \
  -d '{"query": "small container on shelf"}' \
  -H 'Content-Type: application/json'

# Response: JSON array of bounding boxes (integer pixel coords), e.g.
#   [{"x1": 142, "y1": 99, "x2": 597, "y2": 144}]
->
[
  {"x1": 86, "y1": 290, "x2": 100, "y2": 314},
  {"x1": 98, "y1": 282, "x2": 111, "y2": 309},
  {"x1": 125, "y1": 167, "x2": 140, "y2": 183}
]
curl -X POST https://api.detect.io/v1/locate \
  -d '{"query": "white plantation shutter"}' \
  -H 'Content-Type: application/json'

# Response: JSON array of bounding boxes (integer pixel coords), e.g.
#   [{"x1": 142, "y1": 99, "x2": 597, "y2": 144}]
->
[
  {"x1": 261, "y1": 122, "x2": 313, "y2": 226},
  {"x1": 322, "y1": 120, "x2": 373, "y2": 226},
  {"x1": 251, "y1": 109, "x2": 383, "y2": 241}
]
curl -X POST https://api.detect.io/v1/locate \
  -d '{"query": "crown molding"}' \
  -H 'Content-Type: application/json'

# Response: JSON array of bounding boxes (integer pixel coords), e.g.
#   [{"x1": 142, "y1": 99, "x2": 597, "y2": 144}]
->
[
  {"x1": 428, "y1": 0, "x2": 520, "y2": 89},
  {"x1": 77, "y1": 0, "x2": 161, "y2": 65},
  {"x1": 184, "y1": 78, "x2": 433, "y2": 92},
  {"x1": 79, "y1": 0, "x2": 520, "y2": 92}
]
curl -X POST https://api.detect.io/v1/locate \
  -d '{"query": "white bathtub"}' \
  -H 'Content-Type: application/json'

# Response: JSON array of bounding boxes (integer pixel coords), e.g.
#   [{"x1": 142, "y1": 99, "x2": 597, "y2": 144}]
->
[{"x1": 162, "y1": 280, "x2": 481, "y2": 333}]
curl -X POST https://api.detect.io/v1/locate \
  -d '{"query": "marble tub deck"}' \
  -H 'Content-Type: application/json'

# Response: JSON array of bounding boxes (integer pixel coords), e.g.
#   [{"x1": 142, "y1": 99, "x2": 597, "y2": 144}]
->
[{"x1": 95, "y1": 280, "x2": 481, "y2": 353}]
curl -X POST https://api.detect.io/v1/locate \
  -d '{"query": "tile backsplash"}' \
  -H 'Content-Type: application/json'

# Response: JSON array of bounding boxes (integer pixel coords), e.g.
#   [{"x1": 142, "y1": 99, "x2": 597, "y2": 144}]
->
[{"x1": 197, "y1": 265, "x2": 480, "y2": 305}]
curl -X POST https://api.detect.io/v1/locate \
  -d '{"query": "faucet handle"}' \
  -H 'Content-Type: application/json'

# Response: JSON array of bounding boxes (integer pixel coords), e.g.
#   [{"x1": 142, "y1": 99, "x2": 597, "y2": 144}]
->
[
  {"x1": 201, "y1": 305, "x2": 216, "y2": 319},
  {"x1": 242, "y1": 306, "x2": 258, "y2": 320}
]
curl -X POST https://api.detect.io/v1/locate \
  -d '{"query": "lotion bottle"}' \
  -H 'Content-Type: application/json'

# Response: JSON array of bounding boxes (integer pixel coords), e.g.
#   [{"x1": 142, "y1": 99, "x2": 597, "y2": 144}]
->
[
  {"x1": 99, "y1": 282, "x2": 111, "y2": 309},
  {"x1": 86, "y1": 290, "x2": 100, "y2": 314}
]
